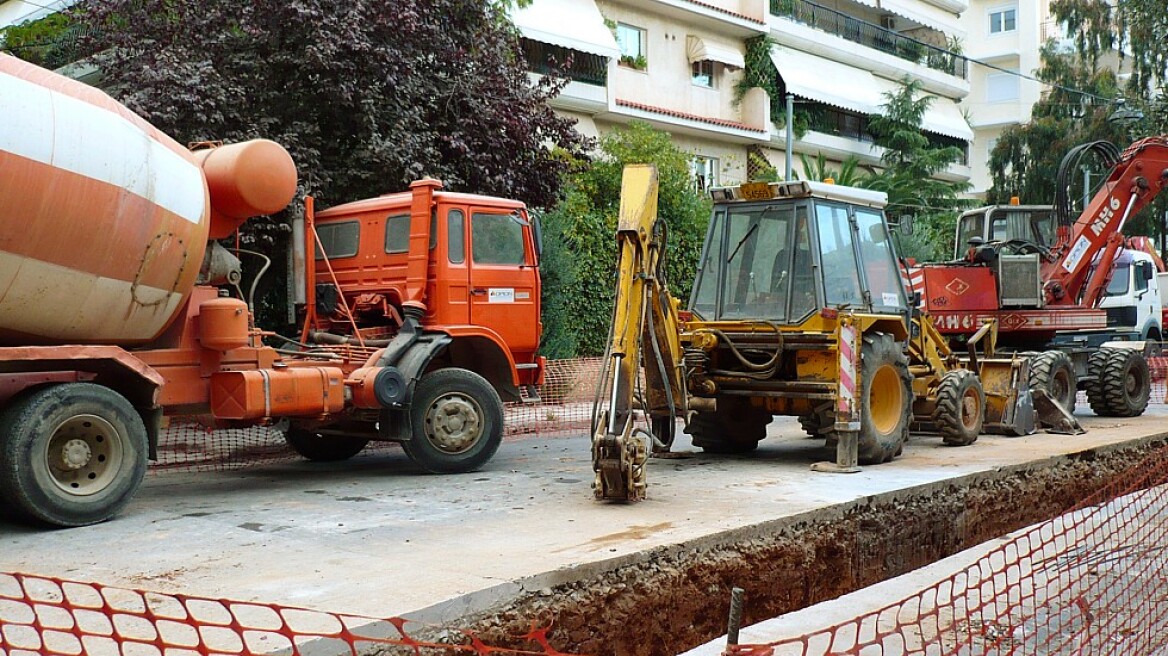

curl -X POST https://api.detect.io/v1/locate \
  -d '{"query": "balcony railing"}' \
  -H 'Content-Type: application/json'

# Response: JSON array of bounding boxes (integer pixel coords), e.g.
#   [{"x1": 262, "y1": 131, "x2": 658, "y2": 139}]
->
[
  {"x1": 770, "y1": 0, "x2": 967, "y2": 79},
  {"x1": 521, "y1": 39, "x2": 608, "y2": 87},
  {"x1": 1, "y1": 23, "x2": 99, "y2": 71}
]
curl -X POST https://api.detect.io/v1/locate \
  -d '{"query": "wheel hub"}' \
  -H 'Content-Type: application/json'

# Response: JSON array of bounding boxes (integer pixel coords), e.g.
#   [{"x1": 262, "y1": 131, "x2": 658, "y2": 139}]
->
[
  {"x1": 45, "y1": 414, "x2": 123, "y2": 497},
  {"x1": 58, "y1": 439, "x2": 92, "y2": 470},
  {"x1": 426, "y1": 394, "x2": 482, "y2": 454}
]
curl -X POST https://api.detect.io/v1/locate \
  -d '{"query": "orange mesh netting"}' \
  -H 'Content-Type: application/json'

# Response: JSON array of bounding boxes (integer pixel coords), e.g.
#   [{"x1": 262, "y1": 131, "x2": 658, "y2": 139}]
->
[
  {"x1": 723, "y1": 448, "x2": 1168, "y2": 656},
  {"x1": 0, "y1": 573, "x2": 581, "y2": 656}
]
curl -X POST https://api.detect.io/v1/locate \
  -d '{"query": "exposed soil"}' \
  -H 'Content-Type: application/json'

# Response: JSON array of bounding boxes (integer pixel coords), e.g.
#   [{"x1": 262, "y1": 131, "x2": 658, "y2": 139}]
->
[{"x1": 437, "y1": 438, "x2": 1168, "y2": 656}]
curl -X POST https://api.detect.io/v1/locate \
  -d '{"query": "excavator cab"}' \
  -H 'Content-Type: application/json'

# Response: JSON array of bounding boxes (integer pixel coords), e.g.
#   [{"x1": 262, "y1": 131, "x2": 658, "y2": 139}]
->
[
  {"x1": 692, "y1": 181, "x2": 908, "y2": 323},
  {"x1": 953, "y1": 205, "x2": 1057, "y2": 259}
]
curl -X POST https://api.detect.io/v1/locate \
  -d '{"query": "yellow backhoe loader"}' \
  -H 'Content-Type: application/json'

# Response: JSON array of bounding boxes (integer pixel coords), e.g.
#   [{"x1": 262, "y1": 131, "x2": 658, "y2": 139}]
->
[{"x1": 591, "y1": 165, "x2": 1076, "y2": 502}]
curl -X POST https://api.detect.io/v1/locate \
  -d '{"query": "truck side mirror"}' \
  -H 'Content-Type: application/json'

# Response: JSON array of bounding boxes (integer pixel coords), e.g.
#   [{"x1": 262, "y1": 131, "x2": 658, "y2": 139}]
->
[
  {"x1": 895, "y1": 214, "x2": 914, "y2": 236},
  {"x1": 530, "y1": 211, "x2": 544, "y2": 263}
]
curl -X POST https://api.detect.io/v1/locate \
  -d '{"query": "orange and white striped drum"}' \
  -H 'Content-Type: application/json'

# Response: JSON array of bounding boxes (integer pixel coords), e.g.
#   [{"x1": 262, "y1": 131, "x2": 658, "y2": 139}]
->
[{"x1": 0, "y1": 53, "x2": 211, "y2": 345}]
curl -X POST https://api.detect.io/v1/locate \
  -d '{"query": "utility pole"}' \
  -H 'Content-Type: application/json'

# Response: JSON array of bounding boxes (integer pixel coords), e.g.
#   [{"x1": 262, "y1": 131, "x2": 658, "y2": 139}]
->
[{"x1": 785, "y1": 93, "x2": 794, "y2": 181}]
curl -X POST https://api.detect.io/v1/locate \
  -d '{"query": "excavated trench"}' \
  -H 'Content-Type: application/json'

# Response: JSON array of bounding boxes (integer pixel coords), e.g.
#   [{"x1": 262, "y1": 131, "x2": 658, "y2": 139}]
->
[{"x1": 423, "y1": 438, "x2": 1168, "y2": 656}]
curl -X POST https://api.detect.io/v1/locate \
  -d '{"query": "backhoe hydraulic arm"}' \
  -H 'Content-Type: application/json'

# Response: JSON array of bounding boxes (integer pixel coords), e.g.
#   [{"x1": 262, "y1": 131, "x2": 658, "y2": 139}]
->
[{"x1": 592, "y1": 165, "x2": 686, "y2": 502}]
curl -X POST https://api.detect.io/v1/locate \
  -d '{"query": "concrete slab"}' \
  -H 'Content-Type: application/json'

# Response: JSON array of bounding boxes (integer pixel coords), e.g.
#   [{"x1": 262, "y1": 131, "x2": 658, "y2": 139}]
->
[{"x1": 1, "y1": 409, "x2": 1166, "y2": 627}]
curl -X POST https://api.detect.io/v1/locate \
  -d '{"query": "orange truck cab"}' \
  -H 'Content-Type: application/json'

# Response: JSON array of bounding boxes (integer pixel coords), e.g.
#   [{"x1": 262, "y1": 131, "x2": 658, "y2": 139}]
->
[{"x1": 293, "y1": 178, "x2": 545, "y2": 473}]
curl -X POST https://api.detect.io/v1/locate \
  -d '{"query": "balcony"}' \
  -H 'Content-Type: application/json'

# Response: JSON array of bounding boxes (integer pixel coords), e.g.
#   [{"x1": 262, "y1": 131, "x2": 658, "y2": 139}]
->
[
  {"x1": 521, "y1": 39, "x2": 608, "y2": 87},
  {"x1": 769, "y1": 0, "x2": 966, "y2": 79}
]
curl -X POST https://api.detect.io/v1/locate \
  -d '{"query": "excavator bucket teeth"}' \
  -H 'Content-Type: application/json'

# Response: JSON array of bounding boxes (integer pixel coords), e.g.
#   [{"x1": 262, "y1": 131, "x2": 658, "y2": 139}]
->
[{"x1": 1032, "y1": 388, "x2": 1085, "y2": 435}]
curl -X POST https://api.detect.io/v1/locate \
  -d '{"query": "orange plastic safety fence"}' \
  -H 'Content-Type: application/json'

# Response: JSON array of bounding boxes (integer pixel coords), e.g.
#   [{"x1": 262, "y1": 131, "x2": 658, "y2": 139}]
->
[
  {"x1": 723, "y1": 448, "x2": 1168, "y2": 656},
  {"x1": 0, "y1": 572, "x2": 582, "y2": 656}
]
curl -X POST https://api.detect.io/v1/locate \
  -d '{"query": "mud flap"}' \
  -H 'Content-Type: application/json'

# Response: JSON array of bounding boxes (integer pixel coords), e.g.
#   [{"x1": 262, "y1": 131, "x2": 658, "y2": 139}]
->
[
  {"x1": 376, "y1": 332, "x2": 452, "y2": 441},
  {"x1": 1032, "y1": 387, "x2": 1085, "y2": 435}
]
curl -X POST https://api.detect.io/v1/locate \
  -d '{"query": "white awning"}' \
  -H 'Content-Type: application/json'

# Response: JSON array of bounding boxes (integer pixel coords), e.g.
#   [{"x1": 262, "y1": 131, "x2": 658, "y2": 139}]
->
[
  {"x1": 770, "y1": 46, "x2": 972, "y2": 141},
  {"x1": 879, "y1": 0, "x2": 964, "y2": 38},
  {"x1": 510, "y1": 0, "x2": 619, "y2": 59},
  {"x1": 686, "y1": 35, "x2": 745, "y2": 69},
  {"x1": 769, "y1": 46, "x2": 885, "y2": 116}
]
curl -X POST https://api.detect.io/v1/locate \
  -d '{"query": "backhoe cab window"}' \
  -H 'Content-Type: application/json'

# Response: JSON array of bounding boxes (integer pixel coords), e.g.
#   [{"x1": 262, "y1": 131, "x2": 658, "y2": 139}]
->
[
  {"x1": 690, "y1": 202, "x2": 814, "y2": 321},
  {"x1": 816, "y1": 204, "x2": 863, "y2": 307},
  {"x1": 854, "y1": 208, "x2": 905, "y2": 310},
  {"x1": 472, "y1": 212, "x2": 527, "y2": 265}
]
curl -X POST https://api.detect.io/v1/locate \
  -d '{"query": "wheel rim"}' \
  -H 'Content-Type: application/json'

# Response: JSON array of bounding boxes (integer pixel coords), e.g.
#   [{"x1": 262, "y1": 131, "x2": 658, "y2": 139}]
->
[
  {"x1": 869, "y1": 364, "x2": 903, "y2": 435},
  {"x1": 423, "y1": 392, "x2": 484, "y2": 454},
  {"x1": 44, "y1": 414, "x2": 125, "y2": 497},
  {"x1": 1126, "y1": 361, "x2": 1146, "y2": 397},
  {"x1": 961, "y1": 387, "x2": 980, "y2": 430},
  {"x1": 1051, "y1": 370, "x2": 1072, "y2": 406}
]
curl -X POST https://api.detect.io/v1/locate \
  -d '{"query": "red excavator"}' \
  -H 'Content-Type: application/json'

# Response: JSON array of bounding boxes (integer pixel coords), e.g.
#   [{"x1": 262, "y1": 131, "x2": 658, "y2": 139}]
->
[{"x1": 912, "y1": 137, "x2": 1168, "y2": 420}]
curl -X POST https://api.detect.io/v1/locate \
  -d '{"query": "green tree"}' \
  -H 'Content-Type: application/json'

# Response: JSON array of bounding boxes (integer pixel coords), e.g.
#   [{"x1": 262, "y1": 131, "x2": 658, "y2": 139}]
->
[
  {"x1": 1051, "y1": 0, "x2": 1168, "y2": 97},
  {"x1": 865, "y1": 79, "x2": 971, "y2": 260},
  {"x1": 540, "y1": 122, "x2": 712, "y2": 357}
]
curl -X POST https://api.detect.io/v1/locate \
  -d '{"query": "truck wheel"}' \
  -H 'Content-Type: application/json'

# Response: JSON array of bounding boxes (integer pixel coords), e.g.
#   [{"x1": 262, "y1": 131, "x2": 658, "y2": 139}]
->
[
  {"x1": 0, "y1": 383, "x2": 148, "y2": 527},
  {"x1": 933, "y1": 369, "x2": 984, "y2": 446},
  {"x1": 686, "y1": 398, "x2": 770, "y2": 454},
  {"x1": 1085, "y1": 348, "x2": 1151, "y2": 417},
  {"x1": 1029, "y1": 350, "x2": 1077, "y2": 414},
  {"x1": 402, "y1": 368, "x2": 503, "y2": 473},
  {"x1": 284, "y1": 428, "x2": 368, "y2": 462},
  {"x1": 855, "y1": 333, "x2": 911, "y2": 464}
]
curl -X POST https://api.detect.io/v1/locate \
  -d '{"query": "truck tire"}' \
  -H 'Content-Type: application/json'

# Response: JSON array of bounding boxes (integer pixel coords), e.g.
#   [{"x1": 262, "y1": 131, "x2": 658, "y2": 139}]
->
[
  {"x1": 798, "y1": 403, "x2": 834, "y2": 439},
  {"x1": 933, "y1": 369, "x2": 984, "y2": 446},
  {"x1": 402, "y1": 368, "x2": 503, "y2": 473},
  {"x1": 284, "y1": 428, "x2": 368, "y2": 462},
  {"x1": 854, "y1": 332, "x2": 911, "y2": 464},
  {"x1": 1085, "y1": 348, "x2": 1151, "y2": 417},
  {"x1": 1029, "y1": 350, "x2": 1077, "y2": 414},
  {"x1": 0, "y1": 383, "x2": 148, "y2": 527},
  {"x1": 686, "y1": 398, "x2": 770, "y2": 454}
]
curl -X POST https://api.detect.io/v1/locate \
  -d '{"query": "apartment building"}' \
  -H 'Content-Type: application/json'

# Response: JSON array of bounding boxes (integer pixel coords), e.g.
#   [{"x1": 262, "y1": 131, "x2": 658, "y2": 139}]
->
[
  {"x1": 514, "y1": 0, "x2": 974, "y2": 189},
  {"x1": 958, "y1": 0, "x2": 1049, "y2": 196}
]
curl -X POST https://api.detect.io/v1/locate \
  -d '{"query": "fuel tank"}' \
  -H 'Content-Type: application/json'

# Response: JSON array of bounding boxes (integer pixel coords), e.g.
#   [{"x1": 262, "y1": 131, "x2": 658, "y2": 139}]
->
[{"x1": 0, "y1": 54, "x2": 296, "y2": 346}]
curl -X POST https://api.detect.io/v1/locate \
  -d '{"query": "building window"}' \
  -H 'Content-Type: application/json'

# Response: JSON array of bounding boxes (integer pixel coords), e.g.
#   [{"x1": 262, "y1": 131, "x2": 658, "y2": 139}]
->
[
  {"x1": 616, "y1": 23, "x2": 647, "y2": 69},
  {"x1": 986, "y1": 137, "x2": 999, "y2": 159},
  {"x1": 692, "y1": 60, "x2": 715, "y2": 88},
  {"x1": 691, "y1": 156, "x2": 719, "y2": 191},
  {"x1": 989, "y1": 7, "x2": 1017, "y2": 34},
  {"x1": 986, "y1": 72, "x2": 1019, "y2": 102}
]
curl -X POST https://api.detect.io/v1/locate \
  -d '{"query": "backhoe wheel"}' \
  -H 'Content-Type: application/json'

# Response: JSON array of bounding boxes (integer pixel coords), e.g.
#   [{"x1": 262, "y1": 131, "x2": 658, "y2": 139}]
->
[
  {"x1": 798, "y1": 403, "x2": 834, "y2": 439},
  {"x1": 1085, "y1": 348, "x2": 1151, "y2": 417},
  {"x1": 686, "y1": 398, "x2": 771, "y2": 454},
  {"x1": 933, "y1": 369, "x2": 984, "y2": 446},
  {"x1": 402, "y1": 368, "x2": 503, "y2": 473},
  {"x1": 0, "y1": 383, "x2": 148, "y2": 528},
  {"x1": 854, "y1": 333, "x2": 912, "y2": 464},
  {"x1": 284, "y1": 428, "x2": 368, "y2": 462},
  {"x1": 1029, "y1": 350, "x2": 1077, "y2": 415}
]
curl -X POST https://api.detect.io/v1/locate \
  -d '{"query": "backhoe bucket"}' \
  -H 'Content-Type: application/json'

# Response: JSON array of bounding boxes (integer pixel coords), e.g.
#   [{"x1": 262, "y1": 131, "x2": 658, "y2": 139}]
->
[{"x1": 978, "y1": 357, "x2": 1037, "y2": 436}]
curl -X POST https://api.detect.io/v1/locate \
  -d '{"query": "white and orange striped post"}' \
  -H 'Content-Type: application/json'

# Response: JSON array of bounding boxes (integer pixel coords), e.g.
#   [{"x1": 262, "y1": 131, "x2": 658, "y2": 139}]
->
[{"x1": 812, "y1": 315, "x2": 862, "y2": 473}]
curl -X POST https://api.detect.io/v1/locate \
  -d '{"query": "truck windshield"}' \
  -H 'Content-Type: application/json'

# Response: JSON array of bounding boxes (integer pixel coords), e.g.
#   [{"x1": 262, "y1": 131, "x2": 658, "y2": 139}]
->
[
  {"x1": 690, "y1": 202, "x2": 813, "y2": 322},
  {"x1": 1105, "y1": 264, "x2": 1130, "y2": 297}
]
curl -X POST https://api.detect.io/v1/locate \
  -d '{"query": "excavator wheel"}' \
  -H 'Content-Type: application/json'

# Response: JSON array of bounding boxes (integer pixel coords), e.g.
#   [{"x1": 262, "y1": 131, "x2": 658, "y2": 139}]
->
[
  {"x1": 284, "y1": 428, "x2": 369, "y2": 462},
  {"x1": 1029, "y1": 350, "x2": 1077, "y2": 415},
  {"x1": 1085, "y1": 348, "x2": 1151, "y2": 417},
  {"x1": 853, "y1": 333, "x2": 912, "y2": 464},
  {"x1": 686, "y1": 398, "x2": 771, "y2": 454},
  {"x1": 933, "y1": 369, "x2": 984, "y2": 446},
  {"x1": 0, "y1": 383, "x2": 148, "y2": 527}
]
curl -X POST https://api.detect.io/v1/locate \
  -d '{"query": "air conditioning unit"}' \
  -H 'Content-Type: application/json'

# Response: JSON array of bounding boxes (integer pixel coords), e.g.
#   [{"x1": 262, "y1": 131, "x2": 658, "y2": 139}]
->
[{"x1": 880, "y1": 14, "x2": 897, "y2": 30}]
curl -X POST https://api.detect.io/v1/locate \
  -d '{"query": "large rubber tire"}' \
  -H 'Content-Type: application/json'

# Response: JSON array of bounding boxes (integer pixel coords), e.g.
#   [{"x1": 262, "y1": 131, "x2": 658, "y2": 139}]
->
[
  {"x1": 933, "y1": 369, "x2": 984, "y2": 446},
  {"x1": 686, "y1": 398, "x2": 771, "y2": 454},
  {"x1": 0, "y1": 383, "x2": 148, "y2": 528},
  {"x1": 1029, "y1": 350, "x2": 1077, "y2": 415},
  {"x1": 402, "y1": 368, "x2": 504, "y2": 473},
  {"x1": 854, "y1": 333, "x2": 911, "y2": 464},
  {"x1": 284, "y1": 428, "x2": 368, "y2": 462},
  {"x1": 1085, "y1": 348, "x2": 1151, "y2": 417},
  {"x1": 798, "y1": 403, "x2": 834, "y2": 439}
]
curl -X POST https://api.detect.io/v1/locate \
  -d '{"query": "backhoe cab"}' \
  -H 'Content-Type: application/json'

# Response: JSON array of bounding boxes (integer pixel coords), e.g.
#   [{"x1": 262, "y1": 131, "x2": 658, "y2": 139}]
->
[{"x1": 592, "y1": 166, "x2": 1044, "y2": 502}]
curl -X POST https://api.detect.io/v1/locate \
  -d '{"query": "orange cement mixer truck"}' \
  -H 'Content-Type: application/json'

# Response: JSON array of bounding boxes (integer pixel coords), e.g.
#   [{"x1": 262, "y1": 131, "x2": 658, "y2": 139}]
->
[{"x1": 0, "y1": 54, "x2": 543, "y2": 527}]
